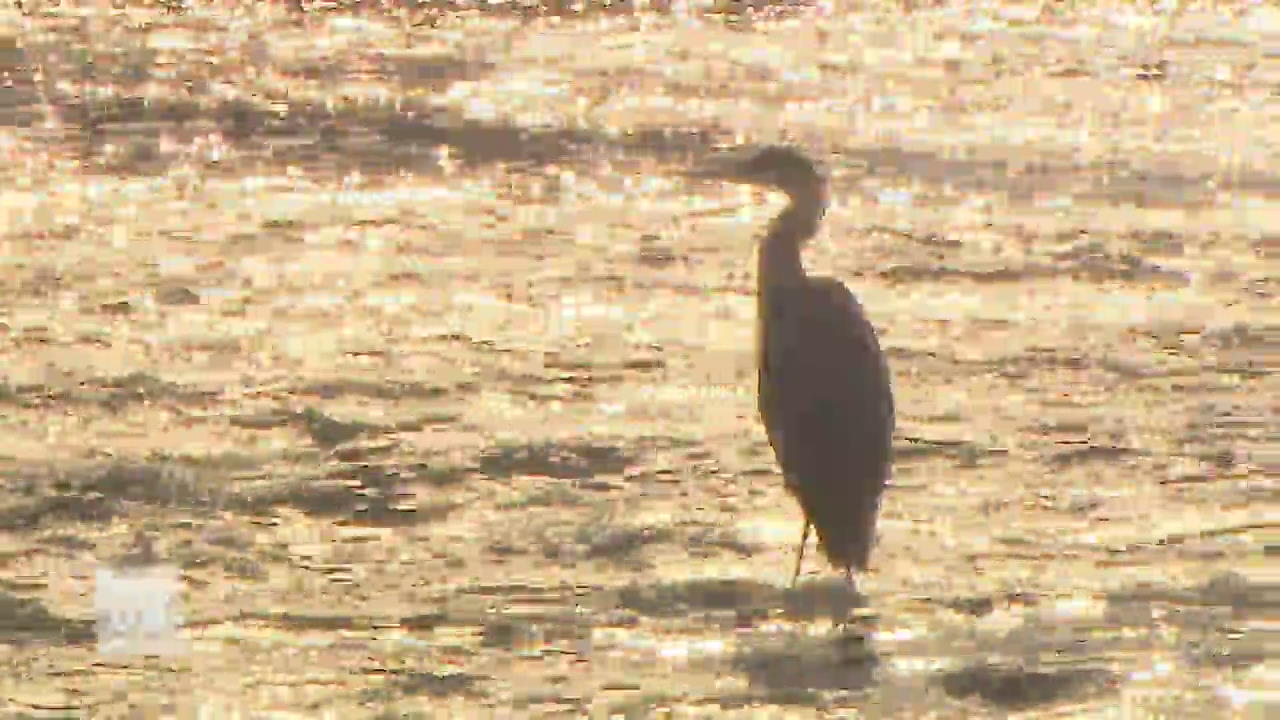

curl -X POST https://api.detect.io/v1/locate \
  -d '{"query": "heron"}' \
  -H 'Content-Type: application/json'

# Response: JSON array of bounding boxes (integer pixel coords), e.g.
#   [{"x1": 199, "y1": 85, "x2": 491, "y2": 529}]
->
[{"x1": 685, "y1": 145, "x2": 895, "y2": 590}]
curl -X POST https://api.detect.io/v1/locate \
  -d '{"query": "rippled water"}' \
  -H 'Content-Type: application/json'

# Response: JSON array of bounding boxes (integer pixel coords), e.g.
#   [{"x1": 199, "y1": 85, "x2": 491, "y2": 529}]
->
[{"x1": 0, "y1": 0, "x2": 1274, "y2": 716}]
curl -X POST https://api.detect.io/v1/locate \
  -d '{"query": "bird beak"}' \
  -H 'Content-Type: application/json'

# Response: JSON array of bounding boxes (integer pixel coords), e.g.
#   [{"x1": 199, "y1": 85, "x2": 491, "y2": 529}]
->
[
  {"x1": 681, "y1": 160, "x2": 731, "y2": 182},
  {"x1": 681, "y1": 164, "x2": 722, "y2": 181},
  {"x1": 682, "y1": 147, "x2": 756, "y2": 182}
]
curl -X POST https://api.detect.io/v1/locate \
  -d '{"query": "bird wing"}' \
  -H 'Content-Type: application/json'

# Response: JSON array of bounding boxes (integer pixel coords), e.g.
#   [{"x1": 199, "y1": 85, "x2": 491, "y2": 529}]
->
[{"x1": 758, "y1": 277, "x2": 895, "y2": 515}]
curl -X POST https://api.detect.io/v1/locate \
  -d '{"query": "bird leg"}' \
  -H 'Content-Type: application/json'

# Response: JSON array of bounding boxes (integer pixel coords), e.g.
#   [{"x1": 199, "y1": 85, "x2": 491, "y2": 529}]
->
[{"x1": 790, "y1": 519, "x2": 811, "y2": 587}]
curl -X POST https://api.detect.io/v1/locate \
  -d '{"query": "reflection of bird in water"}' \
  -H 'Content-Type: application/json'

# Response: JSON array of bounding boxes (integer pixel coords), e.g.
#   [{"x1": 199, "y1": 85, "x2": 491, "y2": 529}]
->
[{"x1": 685, "y1": 146, "x2": 894, "y2": 590}]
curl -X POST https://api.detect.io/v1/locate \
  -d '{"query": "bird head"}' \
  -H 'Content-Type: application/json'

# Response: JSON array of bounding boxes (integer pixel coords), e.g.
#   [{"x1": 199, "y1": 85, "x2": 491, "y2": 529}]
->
[{"x1": 684, "y1": 145, "x2": 827, "y2": 205}]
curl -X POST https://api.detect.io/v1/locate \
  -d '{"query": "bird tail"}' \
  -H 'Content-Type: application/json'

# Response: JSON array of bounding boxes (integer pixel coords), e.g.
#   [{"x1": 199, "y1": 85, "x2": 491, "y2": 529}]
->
[{"x1": 809, "y1": 496, "x2": 879, "y2": 572}]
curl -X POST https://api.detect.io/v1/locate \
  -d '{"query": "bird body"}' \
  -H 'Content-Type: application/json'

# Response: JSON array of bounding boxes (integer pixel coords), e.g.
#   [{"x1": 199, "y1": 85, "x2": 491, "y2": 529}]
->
[
  {"x1": 687, "y1": 146, "x2": 895, "y2": 585},
  {"x1": 758, "y1": 278, "x2": 894, "y2": 575}
]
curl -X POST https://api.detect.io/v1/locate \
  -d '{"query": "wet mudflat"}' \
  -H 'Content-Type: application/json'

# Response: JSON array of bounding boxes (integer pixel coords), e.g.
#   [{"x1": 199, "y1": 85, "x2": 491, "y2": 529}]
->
[{"x1": 0, "y1": 0, "x2": 1274, "y2": 716}]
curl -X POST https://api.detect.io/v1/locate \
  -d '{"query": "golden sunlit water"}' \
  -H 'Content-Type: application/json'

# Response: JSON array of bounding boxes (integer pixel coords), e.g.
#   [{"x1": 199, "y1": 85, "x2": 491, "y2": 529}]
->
[{"x1": 0, "y1": 0, "x2": 1274, "y2": 716}]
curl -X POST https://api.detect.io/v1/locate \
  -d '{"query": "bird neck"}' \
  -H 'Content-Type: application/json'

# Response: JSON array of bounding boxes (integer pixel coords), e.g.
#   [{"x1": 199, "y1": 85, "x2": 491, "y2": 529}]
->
[{"x1": 758, "y1": 193, "x2": 824, "y2": 288}]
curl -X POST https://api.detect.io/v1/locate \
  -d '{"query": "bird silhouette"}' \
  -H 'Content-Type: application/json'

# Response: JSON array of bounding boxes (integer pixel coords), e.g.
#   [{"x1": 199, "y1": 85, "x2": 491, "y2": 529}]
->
[{"x1": 685, "y1": 145, "x2": 895, "y2": 589}]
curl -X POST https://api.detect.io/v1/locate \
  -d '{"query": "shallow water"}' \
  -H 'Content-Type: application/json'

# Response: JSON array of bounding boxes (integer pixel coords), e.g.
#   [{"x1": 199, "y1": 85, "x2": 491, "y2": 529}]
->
[{"x1": 0, "y1": 0, "x2": 1274, "y2": 716}]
